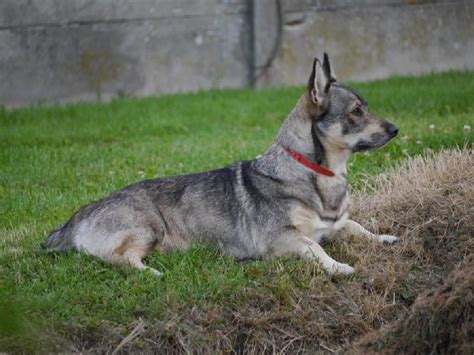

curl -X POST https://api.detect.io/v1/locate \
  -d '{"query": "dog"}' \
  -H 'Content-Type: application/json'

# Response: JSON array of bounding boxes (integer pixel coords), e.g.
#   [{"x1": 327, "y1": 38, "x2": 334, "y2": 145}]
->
[{"x1": 45, "y1": 54, "x2": 399, "y2": 276}]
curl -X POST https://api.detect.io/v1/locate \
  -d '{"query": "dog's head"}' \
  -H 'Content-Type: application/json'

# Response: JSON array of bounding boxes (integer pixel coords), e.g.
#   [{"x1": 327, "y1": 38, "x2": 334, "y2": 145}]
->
[{"x1": 307, "y1": 54, "x2": 398, "y2": 152}]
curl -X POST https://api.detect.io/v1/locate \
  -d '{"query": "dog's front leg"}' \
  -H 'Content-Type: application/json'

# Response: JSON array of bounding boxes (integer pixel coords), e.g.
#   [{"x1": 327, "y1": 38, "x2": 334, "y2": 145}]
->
[
  {"x1": 270, "y1": 231, "x2": 355, "y2": 275},
  {"x1": 341, "y1": 220, "x2": 399, "y2": 244}
]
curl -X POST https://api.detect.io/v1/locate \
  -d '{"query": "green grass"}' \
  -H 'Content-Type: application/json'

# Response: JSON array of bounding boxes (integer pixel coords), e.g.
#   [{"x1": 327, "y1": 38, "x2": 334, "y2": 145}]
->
[{"x1": 0, "y1": 71, "x2": 472, "y2": 350}]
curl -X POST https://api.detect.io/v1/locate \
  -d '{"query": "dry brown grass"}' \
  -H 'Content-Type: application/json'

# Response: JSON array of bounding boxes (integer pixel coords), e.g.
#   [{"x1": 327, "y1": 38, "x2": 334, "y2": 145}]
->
[
  {"x1": 349, "y1": 147, "x2": 473, "y2": 295},
  {"x1": 351, "y1": 254, "x2": 473, "y2": 354},
  {"x1": 345, "y1": 148, "x2": 474, "y2": 354},
  {"x1": 61, "y1": 148, "x2": 474, "y2": 353}
]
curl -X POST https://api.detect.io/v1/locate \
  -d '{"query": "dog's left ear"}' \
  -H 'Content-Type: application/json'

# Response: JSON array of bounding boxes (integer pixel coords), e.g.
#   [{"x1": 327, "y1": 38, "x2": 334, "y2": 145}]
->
[
  {"x1": 308, "y1": 57, "x2": 330, "y2": 107},
  {"x1": 323, "y1": 53, "x2": 337, "y2": 83}
]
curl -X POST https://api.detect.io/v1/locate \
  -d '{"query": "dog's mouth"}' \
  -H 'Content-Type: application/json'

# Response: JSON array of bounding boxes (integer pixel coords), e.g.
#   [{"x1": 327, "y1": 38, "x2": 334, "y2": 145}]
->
[
  {"x1": 353, "y1": 142, "x2": 374, "y2": 152},
  {"x1": 353, "y1": 132, "x2": 397, "y2": 152}
]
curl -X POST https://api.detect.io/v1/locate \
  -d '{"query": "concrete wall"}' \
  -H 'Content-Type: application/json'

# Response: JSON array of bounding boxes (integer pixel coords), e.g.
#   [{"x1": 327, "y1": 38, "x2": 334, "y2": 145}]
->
[
  {"x1": 255, "y1": 0, "x2": 474, "y2": 87},
  {"x1": 1, "y1": 0, "x2": 473, "y2": 106},
  {"x1": 0, "y1": 0, "x2": 249, "y2": 106}
]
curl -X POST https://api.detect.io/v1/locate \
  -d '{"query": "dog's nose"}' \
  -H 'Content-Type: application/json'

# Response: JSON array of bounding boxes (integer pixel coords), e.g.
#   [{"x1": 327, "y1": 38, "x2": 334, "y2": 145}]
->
[{"x1": 388, "y1": 125, "x2": 399, "y2": 138}]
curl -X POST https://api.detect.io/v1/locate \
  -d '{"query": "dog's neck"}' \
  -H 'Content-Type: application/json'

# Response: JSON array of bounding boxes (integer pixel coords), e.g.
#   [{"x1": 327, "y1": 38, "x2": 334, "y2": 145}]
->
[
  {"x1": 271, "y1": 94, "x2": 351, "y2": 176},
  {"x1": 319, "y1": 143, "x2": 351, "y2": 176}
]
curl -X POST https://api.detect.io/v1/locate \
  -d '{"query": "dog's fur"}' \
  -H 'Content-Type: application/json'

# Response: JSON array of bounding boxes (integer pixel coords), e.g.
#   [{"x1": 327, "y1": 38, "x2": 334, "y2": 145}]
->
[{"x1": 45, "y1": 54, "x2": 399, "y2": 276}]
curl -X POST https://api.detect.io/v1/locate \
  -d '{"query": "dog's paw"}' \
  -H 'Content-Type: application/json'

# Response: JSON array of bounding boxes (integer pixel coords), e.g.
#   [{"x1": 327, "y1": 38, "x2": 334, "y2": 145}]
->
[
  {"x1": 378, "y1": 234, "x2": 399, "y2": 244},
  {"x1": 145, "y1": 267, "x2": 163, "y2": 277},
  {"x1": 328, "y1": 262, "x2": 355, "y2": 276}
]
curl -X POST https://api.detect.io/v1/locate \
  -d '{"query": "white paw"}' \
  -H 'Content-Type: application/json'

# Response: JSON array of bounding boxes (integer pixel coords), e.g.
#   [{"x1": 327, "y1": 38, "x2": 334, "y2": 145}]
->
[
  {"x1": 328, "y1": 262, "x2": 355, "y2": 275},
  {"x1": 145, "y1": 267, "x2": 163, "y2": 277},
  {"x1": 378, "y1": 234, "x2": 399, "y2": 244}
]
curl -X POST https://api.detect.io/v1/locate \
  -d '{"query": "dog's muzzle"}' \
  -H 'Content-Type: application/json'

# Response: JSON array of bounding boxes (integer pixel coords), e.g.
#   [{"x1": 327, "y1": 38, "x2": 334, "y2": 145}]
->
[
  {"x1": 383, "y1": 121, "x2": 399, "y2": 139},
  {"x1": 387, "y1": 124, "x2": 399, "y2": 138}
]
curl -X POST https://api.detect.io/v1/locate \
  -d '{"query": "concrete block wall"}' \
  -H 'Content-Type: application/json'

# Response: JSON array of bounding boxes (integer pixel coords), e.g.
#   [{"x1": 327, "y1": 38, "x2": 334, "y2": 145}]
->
[
  {"x1": 1, "y1": 0, "x2": 473, "y2": 106},
  {"x1": 0, "y1": 0, "x2": 249, "y2": 106},
  {"x1": 254, "y1": 0, "x2": 474, "y2": 87}
]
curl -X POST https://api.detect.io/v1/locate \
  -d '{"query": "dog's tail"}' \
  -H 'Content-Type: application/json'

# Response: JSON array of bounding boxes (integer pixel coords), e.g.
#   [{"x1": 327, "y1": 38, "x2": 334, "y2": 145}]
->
[{"x1": 44, "y1": 222, "x2": 74, "y2": 251}]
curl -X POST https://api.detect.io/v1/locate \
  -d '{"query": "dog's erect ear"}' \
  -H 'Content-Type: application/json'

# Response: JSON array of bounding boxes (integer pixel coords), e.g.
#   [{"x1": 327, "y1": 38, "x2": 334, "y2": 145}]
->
[
  {"x1": 323, "y1": 53, "x2": 337, "y2": 83},
  {"x1": 308, "y1": 57, "x2": 330, "y2": 107}
]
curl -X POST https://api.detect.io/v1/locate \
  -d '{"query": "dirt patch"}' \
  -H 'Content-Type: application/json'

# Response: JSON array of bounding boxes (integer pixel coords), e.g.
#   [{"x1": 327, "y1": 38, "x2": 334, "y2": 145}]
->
[{"x1": 50, "y1": 149, "x2": 474, "y2": 352}]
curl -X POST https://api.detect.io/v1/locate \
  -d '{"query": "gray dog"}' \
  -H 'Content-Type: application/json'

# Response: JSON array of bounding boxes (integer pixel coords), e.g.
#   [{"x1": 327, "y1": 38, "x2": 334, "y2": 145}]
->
[{"x1": 45, "y1": 54, "x2": 399, "y2": 276}]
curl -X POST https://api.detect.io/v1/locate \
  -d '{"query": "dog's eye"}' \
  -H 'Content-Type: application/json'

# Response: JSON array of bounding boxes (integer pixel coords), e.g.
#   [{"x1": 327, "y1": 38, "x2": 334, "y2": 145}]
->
[{"x1": 352, "y1": 107, "x2": 363, "y2": 116}]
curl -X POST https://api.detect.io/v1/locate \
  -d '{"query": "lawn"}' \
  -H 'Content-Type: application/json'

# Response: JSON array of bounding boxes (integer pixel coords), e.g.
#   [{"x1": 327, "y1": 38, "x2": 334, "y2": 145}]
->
[{"x1": 0, "y1": 71, "x2": 472, "y2": 352}]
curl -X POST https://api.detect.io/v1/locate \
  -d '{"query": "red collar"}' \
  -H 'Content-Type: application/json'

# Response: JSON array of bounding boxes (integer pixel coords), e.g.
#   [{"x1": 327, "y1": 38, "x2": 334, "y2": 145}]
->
[{"x1": 285, "y1": 148, "x2": 335, "y2": 177}]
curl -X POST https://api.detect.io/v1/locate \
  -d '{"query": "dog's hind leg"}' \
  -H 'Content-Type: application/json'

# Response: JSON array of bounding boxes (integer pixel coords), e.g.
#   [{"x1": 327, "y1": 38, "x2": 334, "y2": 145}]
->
[
  {"x1": 270, "y1": 231, "x2": 355, "y2": 275},
  {"x1": 341, "y1": 220, "x2": 399, "y2": 244},
  {"x1": 109, "y1": 233, "x2": 162, "y2": 277},
  {"x1": 112, "y1": 251, "x2": 162, "y2": 277}
]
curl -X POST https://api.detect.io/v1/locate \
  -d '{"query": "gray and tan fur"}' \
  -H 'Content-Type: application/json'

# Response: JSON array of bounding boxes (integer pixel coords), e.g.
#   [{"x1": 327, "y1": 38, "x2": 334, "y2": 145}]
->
[{"x1": 45, "y1": 54, "x2": 399, "y2": 276}]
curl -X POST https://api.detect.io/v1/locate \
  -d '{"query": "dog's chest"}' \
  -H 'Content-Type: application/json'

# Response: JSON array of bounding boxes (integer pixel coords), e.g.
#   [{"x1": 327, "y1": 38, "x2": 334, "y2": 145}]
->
[{"x1": 291, "y1": 177, "x2": 349, "y2": 242}]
